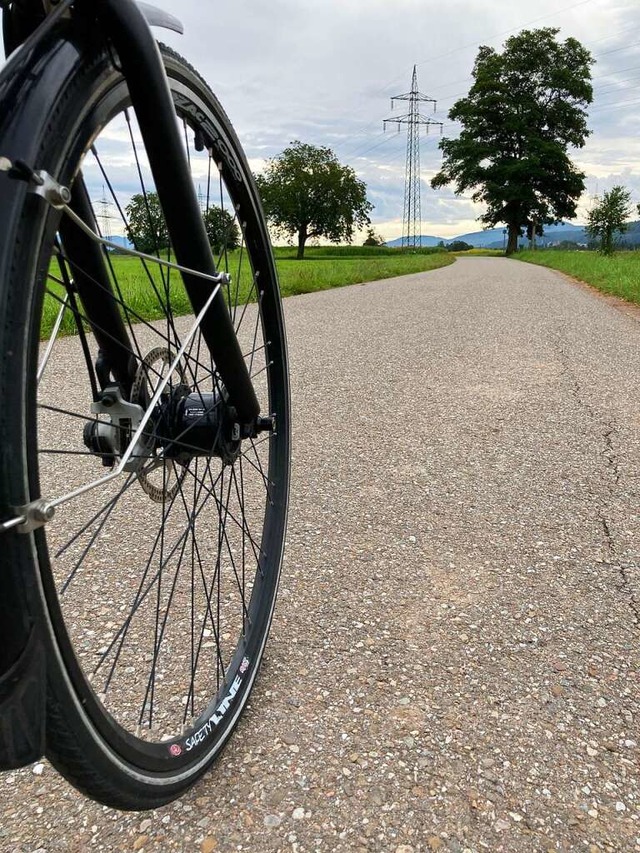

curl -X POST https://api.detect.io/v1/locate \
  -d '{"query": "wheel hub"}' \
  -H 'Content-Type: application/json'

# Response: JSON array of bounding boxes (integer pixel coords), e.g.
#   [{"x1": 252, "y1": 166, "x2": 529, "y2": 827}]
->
[
  {"x1": 84, "y1": 344, "x2": 273, "y2": 477},
  {"x1": 83, "y1": 379, "x2": 243, "y2": 473},
  {"x1": 158, "y1": 389, "x2": 242, "y2": 466}
]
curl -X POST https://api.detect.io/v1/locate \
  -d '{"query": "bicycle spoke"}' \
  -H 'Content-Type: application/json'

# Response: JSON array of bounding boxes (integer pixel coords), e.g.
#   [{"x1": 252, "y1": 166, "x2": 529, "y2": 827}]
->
[
  {"x1": 177, "y1": 458, "x2": 228, "y2": 721},
  {"x1": 232, "y1": 235, "x2": 246, "y2": 324},
  {"x1": 185, "y1": 462, "x2": 265, "y2": 563},
  {"x1": 55, "y1": 474, "x2": 137, "y2": 560},
  {"x1": 90, "y1": 143, "x2": 185, "y2": 357},
  {"x1": 59, "y1": 474, "x2": 137, "y2": 593},
  {"x1": 26, "y1": 51, "x2": 288, "y2": 775},
  {"x1": 97, "y1": 480, "x2": 191, "y2": 689},
  {"x1": 103, "y1": 463, "x2": 222, "y2": 678},
  {"x1": 45, "y1": 266, "x2": 181, "y2": 372},
  {"x1": 240, "y1": 443, "x2": 273, "y2": 504},
  {"x1": 234, "y1": 273, "x2": 259, "y2": 336}
]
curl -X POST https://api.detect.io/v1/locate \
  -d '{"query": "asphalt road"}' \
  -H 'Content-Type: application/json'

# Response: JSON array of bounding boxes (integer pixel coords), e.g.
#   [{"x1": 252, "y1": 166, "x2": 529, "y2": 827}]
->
[{"x1": 1, "y1": 256, "x2": 639, "y2": 852}]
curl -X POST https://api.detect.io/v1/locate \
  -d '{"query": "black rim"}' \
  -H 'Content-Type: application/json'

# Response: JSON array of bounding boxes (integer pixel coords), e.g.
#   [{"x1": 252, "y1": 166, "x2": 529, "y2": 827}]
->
[{"x1": 31, "y1": 52, "x2": 289, "y2": 772}]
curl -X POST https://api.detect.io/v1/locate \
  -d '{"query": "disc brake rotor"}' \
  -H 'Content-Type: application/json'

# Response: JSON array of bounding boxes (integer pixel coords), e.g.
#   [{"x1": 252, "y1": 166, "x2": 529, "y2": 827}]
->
[{"x1": 131, "y1": 347, "x2": 187, "y2": 503}]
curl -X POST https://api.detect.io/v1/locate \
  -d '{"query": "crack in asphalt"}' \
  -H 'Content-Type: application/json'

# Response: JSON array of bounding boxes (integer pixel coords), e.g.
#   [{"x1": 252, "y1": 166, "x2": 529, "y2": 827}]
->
[
  {"x1": 618, "y1": 564, "x2": 640, "y2": 625},
  {"x1": 602, "y1": 425, "x2": 621, "y2": 485},
  {"x1": 597, "y1": 508, "x2": 616, "y2": 556},
  {"x1": 555, "y1": 332, "x2": 639, "y2": 627}
]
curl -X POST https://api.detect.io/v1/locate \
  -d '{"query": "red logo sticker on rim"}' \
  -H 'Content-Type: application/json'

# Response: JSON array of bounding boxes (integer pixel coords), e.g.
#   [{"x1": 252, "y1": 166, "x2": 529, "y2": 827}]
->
[{"x1": 169, "y1": 743, "x2": 183, "y2": 757}]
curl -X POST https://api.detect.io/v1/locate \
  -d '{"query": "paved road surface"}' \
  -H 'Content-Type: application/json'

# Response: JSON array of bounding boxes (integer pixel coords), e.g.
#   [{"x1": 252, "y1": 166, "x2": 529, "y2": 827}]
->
[{"x1": 1, "y1": 257, "x2": 639, "y2": 851}]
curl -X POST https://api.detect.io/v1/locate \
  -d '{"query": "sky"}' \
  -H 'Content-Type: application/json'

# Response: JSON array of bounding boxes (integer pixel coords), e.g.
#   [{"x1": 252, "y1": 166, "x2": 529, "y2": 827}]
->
[
  {"x1": 4, "y1": 0, "x2": 639, "y2": 242},
  {"x1": 152, "y1": 0, "x2": 640, "y2": 241}
]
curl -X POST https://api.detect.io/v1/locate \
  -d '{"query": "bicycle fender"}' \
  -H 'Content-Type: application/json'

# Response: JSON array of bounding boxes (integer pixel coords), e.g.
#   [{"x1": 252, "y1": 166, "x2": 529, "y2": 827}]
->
[
  {"x1": 2, "y1": 0, "x2": 181, "y2": 57},
  {"x1": 136, "y1": 2, "x2": 183, "y2": 34}
]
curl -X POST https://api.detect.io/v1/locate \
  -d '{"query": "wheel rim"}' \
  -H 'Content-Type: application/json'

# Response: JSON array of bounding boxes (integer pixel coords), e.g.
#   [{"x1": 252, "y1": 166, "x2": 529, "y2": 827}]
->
[{"x1": 32, "y1": 58, "x2": 289, "y2": 769}]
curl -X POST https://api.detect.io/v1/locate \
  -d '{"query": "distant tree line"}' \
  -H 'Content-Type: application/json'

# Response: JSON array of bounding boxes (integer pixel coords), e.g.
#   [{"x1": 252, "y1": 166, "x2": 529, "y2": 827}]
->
[
  {"x1": 125, "y1": 192, "x2": 240, "y2": 255},
  {"x1": 437, "y1": 240, "x2": 474, "y2": 252}
]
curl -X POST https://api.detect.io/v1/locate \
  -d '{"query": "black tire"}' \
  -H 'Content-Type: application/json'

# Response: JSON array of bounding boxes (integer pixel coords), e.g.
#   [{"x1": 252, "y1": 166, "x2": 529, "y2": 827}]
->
[{"x1": 0, "y1": 42, "x2": 289, "y2": 809}]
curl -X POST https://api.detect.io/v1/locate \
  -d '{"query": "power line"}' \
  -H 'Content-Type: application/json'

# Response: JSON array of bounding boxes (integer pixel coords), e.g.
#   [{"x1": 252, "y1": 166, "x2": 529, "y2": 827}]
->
[
  {"x1": 341, "y1": 0, "x2": 637, "y2": 163},
  {"x1": 332, "y1": 0, "x2": 608, "y2": 160},
  {"x1": 412, "y1": 0, "x2": 598, "y2": 73},
  {"x1": 590, "y1": 95, "x2": 640, "y2": 113}
]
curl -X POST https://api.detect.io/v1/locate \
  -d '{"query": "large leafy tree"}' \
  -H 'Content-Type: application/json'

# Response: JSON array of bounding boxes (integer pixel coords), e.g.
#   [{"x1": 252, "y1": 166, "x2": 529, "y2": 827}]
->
[
  {"x1": 125, "y1": 191, "x2": 168, "y2": 254},
  {"x1": 431, "y1": 28, "x2": 594, "y2": 255},
  {"x1": 256, "y1": 141, "x2": 372, "y2": 259},
  {"x1": 586, "y1": 186, "x2": 632, "y2": 255}
]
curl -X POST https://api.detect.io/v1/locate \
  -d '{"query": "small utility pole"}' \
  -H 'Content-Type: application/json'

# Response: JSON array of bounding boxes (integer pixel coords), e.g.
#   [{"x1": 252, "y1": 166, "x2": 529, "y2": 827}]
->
[{"x1": 384, "y1": 66, "x2": 443, "y2": 249}]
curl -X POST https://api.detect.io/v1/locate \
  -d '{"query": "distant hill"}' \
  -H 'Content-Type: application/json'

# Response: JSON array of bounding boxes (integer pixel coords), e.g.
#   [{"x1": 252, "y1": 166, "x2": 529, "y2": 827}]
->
[
  {"x1": 459, "y1": 223, "x2": 587, "y2": 249},
  {"x1": 386, "y1": 221, "x2": 640, "y2": 250},
  {"x1": 105, "y1": 235, "x2": 133, "y2": 250},
  {"x1": 385, "y1": 234, "x2": 444, "y2": 248},
  {"x1": 617, "y1": 220, "x2": 640, "y2": 247}
]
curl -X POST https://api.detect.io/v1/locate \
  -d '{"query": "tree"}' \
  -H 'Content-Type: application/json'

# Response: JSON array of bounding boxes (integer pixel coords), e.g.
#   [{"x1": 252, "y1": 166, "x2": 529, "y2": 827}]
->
[
  {"x1": 446, "y1": 240, "x2": 473, "y2": 252},
  {"x1": 255, "y1": 141, "x2": 372, "y2": 259},
  {"x1": 363, "y1": 227, "x2": 384, "y2": 247},
  {"x1": 431, "y1": 28, "x2": 594, "y2": 255},
  {"x1": 586, "y1": 186, "x2": 632, "y2": 255},
  {"x1": 203, "y1": 205, "x2": 240, "y2": 254},
  {"x1": 125, "y1": 193, "x2": 240, "y2": 256},
  {"x1": 125, "y1": 192, "x2": 168, "y2": 253},
  {"x1": 555, "y1": 240, "x2": 585, "y2": 250}
]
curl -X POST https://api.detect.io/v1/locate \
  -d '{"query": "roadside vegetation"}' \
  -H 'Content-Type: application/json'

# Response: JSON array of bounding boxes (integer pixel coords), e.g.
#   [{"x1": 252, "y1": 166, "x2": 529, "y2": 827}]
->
[
  {"x1": 517, "y1": 249, "x2": 640, "y2": 305},
  {"x1": 274, "y1": 245, "x2": 452, "y2": 297},
  {"x1": 256, "y1": 142, "x2": 373, "y2": 259},
  {"x1": 451, "y1": 248, "x2": 503, "y2": 256},
  {"x1": 41, "y1": 245, "x2": 453, "y2": 338}
]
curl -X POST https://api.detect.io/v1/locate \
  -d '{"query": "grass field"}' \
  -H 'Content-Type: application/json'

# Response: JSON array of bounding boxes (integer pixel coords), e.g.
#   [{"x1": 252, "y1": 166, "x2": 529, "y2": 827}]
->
[
  {"x1": 453, "y1": 248, "x2": 504, "y2": 256},
  {"x1": 273, "y1": 245, "x2": 453, "y2": 298},
  {"x1": 43, "y1": 245, "x2": 454, "y2": 338},
  {"x1": 517, "y1": 249, "x2": 640, "y2": 305}
]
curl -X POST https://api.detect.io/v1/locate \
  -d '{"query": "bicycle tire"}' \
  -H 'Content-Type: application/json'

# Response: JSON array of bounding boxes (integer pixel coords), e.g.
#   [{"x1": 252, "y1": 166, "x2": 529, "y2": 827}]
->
[{"x1": 0, "y1": 40, "x2": 290, "y2": 809}]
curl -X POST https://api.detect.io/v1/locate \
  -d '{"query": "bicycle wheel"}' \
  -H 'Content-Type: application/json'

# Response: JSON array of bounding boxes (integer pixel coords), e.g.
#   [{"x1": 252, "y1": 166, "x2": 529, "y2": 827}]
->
[{"x1": 0, "y1": 43, "x2": 290, "y2": 809}]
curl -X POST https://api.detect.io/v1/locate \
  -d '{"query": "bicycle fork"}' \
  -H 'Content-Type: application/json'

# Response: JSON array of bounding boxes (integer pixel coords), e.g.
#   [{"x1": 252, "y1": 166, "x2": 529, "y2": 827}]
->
[{"x1": 89, "y1": 0, "x2": 261, "y2": 425}]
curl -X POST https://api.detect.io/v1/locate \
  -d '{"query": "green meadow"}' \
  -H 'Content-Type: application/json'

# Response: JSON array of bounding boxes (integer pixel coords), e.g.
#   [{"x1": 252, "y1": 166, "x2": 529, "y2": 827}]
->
[
  {"x1": 516, "y1": 249, "x2": 640, "y2": 305},
  {"x1": 42, "y1": 245, "x2": 453, "y2": 338},
  {"x1": 273, "y1": 245, "x2": 452, "y2": 297}
]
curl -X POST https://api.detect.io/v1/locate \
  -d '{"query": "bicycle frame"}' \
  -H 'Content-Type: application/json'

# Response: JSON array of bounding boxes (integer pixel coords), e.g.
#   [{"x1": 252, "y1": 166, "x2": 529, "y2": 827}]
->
[
  {"x1": 1, "y1": 0, "x2": 260, "y2": 424},
  {"x1": 0, "y1": 0, "x2": 262, "y2": 769}
]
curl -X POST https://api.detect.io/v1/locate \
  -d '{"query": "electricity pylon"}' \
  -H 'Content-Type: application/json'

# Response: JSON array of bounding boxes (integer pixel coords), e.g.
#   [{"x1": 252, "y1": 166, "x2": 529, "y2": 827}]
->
[
  {"x1": 97, "y1": 185, "x2": 114, "y2": 241},
  {"x1": 384, "y1": 66, "x2": 443, "y2": 249}
]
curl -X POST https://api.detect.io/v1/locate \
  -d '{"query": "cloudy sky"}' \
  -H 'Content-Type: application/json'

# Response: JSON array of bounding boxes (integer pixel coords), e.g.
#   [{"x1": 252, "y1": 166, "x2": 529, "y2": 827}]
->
[
  {"x1": 151, "y1": 0, "x2": 640, "y2": 240},
  {"x1": 4, "y1": 1, "x2": 637, "y2": 241}
]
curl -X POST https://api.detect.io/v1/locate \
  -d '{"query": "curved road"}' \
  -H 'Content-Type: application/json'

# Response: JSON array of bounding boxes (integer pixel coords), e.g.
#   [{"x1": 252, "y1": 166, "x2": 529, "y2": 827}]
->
[{"x1": 1, "y1": 257, "x2": 639, "y2": 851}]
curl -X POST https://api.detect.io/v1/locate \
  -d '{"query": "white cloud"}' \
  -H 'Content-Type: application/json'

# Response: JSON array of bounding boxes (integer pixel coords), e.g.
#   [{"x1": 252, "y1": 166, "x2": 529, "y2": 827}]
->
[{"x1": 5, "y1": 0, "x2": 639, "y2": 238}]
